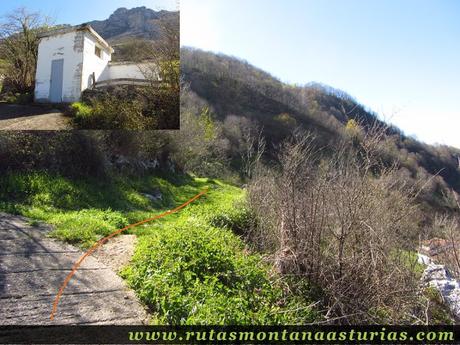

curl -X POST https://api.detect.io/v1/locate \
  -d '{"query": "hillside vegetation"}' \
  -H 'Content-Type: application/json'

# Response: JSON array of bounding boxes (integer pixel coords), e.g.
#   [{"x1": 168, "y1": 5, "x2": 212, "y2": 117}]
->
[
  {"x1": 0, "y1": 171, "x2": 317, "y2": 324},
  {"x1": 177, "y1": 48, "x2": 460, "y2": 323},
  {"x1": 181, "y1": 47, "x2": 460, "y2": 215},
  {"x1": 1, "y1": 47, "x2": 459, "y2": 324}
]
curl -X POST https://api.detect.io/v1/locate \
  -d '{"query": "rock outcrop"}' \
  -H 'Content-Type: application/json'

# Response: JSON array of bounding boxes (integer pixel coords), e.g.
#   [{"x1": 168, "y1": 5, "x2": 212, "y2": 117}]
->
[
  {"x1": 418, "y1": 253, "x2": 460, "y2": 320},
  {"x1": 87, "y1": 7, "x2": 178, "y2": 42}
]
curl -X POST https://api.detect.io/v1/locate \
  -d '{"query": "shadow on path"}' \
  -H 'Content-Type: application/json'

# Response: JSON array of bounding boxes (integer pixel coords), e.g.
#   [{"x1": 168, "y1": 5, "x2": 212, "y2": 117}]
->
[
  {"x1": 0, "y1": 104, "x2": 72, "y2": 130},
  {"x1": 0, "y1": 213, "x2": 147, "y2": 325}
]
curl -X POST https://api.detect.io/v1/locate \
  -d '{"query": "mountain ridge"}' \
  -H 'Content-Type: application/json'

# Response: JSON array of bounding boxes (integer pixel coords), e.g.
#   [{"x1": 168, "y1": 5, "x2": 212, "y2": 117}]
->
[
  {"x1": 86, "y1": 6, "x2": 178, "y2": 43},
  {"x1": 181, "y1": 47, "x2": 460, "y2": 213}
]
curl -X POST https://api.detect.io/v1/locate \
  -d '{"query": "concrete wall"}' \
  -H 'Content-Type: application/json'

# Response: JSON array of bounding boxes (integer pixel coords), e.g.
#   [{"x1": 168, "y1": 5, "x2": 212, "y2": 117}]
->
[
  {"x1": 35, "y1": 31, "x2": 85, "y2": 103},
  {"x1": 81, "y1": 33, "x2": 112, "y2": 91},
  {"x1": 99, "y1": 62, "x2": 150, "y2": 82}
]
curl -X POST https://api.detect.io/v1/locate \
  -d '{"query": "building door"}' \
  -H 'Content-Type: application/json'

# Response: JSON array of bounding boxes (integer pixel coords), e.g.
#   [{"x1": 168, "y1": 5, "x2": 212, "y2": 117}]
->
[{"x1": 49, "y1": 59, "x2": 64, "y2": 103}]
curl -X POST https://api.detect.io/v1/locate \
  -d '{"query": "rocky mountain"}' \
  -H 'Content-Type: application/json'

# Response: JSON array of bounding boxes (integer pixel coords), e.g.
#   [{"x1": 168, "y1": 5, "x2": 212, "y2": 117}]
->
[{"x1": 87, "y1": 6, "x2": 178, "y2": 43}]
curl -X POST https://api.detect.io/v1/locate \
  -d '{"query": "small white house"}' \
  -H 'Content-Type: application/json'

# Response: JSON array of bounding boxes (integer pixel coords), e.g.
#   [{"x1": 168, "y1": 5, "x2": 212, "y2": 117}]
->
[{"x1": 34, "y1": 24, "x2": 149, "y2": 103}]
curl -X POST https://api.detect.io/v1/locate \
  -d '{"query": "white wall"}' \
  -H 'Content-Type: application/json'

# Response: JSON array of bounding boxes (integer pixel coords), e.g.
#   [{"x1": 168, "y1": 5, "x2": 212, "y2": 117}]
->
[
  {"x1": 99, "y1": 63, "x2": 151, "y2": 82},
  {"x1": 81, "y1": 33, "x2": 112, "y2": 91},
  {"x1": 35, "y1": 29, "x2": 160, "y2": 102},
  {"x1": 35, "y1": 31, "x2": 85, "y2": 103}
]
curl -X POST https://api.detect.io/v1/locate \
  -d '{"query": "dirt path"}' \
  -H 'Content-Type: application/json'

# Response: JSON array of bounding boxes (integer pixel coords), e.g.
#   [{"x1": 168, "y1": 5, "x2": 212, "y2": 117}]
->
[
  {"x1": 0, "y1": 104, "x2": 72, "y2": 130},
  {"x1": 91, "y1": 235, "x2": 138, "y2": 273},
  {"x1": 0, "y1": 213, "x2": 147, "y2": 325}
]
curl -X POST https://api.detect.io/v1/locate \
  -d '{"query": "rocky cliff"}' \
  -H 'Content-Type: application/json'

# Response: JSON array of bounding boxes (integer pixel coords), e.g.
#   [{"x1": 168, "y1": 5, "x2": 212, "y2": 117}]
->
[{"x1": 88, "y1": 6, "x2": 178, "y2": 42}]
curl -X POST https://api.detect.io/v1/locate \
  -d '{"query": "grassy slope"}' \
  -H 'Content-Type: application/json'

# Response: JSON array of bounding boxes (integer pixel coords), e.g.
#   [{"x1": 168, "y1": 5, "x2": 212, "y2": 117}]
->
[{"x1": 0, "y1": 171, "x2": 317, "y2": 324}]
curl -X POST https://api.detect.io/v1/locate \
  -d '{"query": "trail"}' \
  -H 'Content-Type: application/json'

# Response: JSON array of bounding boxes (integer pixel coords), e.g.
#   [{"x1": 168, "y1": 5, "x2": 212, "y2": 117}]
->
[
  {"x1": 0, "y1": 213, "x2": 147, "y2": 325},
  {"x1": 0, "y1": 104, "x2": 71, "y2": 130}
]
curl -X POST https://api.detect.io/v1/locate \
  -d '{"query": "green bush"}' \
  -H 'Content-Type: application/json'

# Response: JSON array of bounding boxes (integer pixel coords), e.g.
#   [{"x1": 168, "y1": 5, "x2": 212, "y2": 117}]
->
[
  {"x1": 69, "y1": 102, "x2": 93, "y2": 126},
  {"x1": 186, "y1": 182, "x2": 252, "y2": 235},
  {"x1": 90, "y1": 96, "x2": 151, "y2": 130},
  {"x1": 274, "y1": 113, "x2": 297, "y2": 128},
  {"x1": 121, "y1": 220, "x2": 315, "y2": 325},
  {"x1": 191, "y1": 191, "x2": 253, "y2": 235},
  {"x1": 207, "y1": 200, "x2": 253, "y2": 235},
  {"x1": 422, "y1": 287, "x2": 453, "y2": 324},
  {"x1": 75, "y1": 91, "x2": 157, "y2": 130}
]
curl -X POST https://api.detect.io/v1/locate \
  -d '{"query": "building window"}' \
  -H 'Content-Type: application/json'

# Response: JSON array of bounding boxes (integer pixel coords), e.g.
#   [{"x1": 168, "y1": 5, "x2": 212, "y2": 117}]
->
[{"x1": 95, "y1": 46, "x2": 102, "y2": 58}]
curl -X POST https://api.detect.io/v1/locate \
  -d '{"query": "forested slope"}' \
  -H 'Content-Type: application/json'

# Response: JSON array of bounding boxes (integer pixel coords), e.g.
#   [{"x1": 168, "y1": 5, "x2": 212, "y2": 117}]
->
[{"x1": 181, "y1": 47, "x2": 460, "y2": 212}]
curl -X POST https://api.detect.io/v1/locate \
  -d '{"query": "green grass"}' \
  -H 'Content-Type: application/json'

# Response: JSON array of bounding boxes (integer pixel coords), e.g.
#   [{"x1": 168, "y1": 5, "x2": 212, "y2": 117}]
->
[
  {"x1": 69, "y1": 102, "x2": 93, "y2": 126},
  {"x1": 0, "y1": 172, "x2": 211, "y2": 247},
  {"x1": 0, "y1": 171, "x2": 318, "y2": 324}
]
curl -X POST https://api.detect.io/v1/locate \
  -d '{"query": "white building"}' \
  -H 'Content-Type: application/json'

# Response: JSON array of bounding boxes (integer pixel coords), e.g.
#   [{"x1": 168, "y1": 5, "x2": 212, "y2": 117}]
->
[{"x1": 34, "y1": 24, "x2": 149, "y2": 103}]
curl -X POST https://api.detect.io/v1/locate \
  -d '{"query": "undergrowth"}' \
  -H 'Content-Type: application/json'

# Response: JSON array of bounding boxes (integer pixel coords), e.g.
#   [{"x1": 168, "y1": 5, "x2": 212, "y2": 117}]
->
[
  {"x1": 69, "y1": 102, "x2": 92, "y2": 127},
  {"x1": 0, "y1": 171, "x2": 318, "y2": 324},
  {"x1": 0, "y1": 171, "x2": 206, "y2": 246}
]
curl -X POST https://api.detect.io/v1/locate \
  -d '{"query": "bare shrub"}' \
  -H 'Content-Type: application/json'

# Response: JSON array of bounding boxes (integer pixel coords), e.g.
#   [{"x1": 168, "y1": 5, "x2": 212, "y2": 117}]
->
[
  {"x1": 221, "y1": 115, "x2": 266, "y2": 180},
  {"x1": 139, "y1": 15, "x2": 179, "y2": 123},
  {"x1": 85, "y1": 95, "x2": 152, "y2": 130},
  {"x1": 428, "y1": 196, "x2": 460, "y2": 279},
  {"x1": 248, "y1": 127, "x2": 422, "y2": 324}
]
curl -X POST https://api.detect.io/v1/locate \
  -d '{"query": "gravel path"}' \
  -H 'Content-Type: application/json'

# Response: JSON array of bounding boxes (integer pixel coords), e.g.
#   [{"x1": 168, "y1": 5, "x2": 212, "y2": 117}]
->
[
  {"x1": 0, "y1": 104, "x2": 72, "y2": 130},
  {"x1": 0, "y1": 213, "x2": 147, "y2": 325}
]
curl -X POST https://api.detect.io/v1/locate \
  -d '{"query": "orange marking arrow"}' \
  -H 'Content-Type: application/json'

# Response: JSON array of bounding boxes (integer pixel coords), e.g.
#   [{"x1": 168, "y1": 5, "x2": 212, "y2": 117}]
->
[{"x1": 50, "y1": 188, "x2": 208, "y2": 320}]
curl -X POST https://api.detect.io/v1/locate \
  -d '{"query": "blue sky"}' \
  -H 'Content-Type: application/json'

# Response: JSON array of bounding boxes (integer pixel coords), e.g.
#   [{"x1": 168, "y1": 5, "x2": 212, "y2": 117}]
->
[
  {"x1": 0, "y1": 0, "x2": 177, "y2": 25},
  {"x1": 181, "y1": 0, "x2": 460, "y2": 149}
]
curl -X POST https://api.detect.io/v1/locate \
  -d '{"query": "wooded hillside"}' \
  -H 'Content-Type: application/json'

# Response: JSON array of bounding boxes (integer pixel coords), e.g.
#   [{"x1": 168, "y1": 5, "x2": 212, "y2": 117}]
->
[{"x1": 181, "y1": 47, "x2": 460, "y2": 214}]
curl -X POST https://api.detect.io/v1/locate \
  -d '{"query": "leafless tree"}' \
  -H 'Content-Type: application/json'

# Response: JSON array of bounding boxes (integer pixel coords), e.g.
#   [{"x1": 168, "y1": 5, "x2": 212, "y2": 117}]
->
[
  {"x1": 139, "y1": 15, "x2": 179, "y2": 91},
  {"x1": 240, "y1": 125, "x2": 266, "y2": 180},
  {"x1": 0, "y1": 8, "x2": 51, "y2": 93},
  {"x1": 131, "y1": 15, "x2": 179, "y2": 128},
  {"x1": 431, "y1": 193, "x2": 460, "y2": 279}
]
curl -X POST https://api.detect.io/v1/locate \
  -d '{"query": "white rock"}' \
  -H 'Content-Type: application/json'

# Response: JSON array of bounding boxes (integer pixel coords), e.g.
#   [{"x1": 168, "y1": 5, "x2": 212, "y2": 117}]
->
[
  {"x1": 419, "y1": 252, "x2": 460, "y2": 320},
  {"x1": 417, "y1": 253, "x2": 432, "y2": 265}
]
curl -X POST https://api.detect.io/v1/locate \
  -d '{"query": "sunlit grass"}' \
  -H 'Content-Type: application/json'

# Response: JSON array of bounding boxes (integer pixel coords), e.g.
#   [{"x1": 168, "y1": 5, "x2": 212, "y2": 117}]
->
[{"x1": 0, "y1": 171, "x2": 318, "y2": 324}]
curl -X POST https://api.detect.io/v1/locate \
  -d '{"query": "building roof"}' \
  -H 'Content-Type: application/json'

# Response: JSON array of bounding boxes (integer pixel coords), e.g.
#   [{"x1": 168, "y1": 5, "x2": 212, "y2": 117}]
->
[{"x1": 38, "y1": 24, "x2": 114, "y2": 53}]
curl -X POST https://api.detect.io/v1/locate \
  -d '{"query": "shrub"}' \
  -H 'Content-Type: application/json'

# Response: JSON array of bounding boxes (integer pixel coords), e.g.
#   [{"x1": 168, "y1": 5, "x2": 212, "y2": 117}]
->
[
  {"x1": 204, "y1": 198, "x2": 253, "y2": 235},
  {"x1": 0, "y1": 131, "x2": 109, "y2": 178},
  {"x1": 161, "y1": 179, "x2": 251, "y2": 234},
  {"x1": 73, "y1": 94, "x2": 153, "y2": 130},
  {"x1": 79, "y1": 85, "x2": 179, "y2": 130},
  {"x1": 121, "y1": 219, "x2": 316, "y2": 324},
  {"x1": 421, "y1": 287, "x2": 454, "y2": 324},
  {"x1": 69, "y1": 102, "x2": 93, "y2": 125},
  {"x1": 248, "y1": 130, "x2": 422, "y2": 324},
  {"x1": 274, "y1": 113, "x2": 297, "y2": 128}
]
